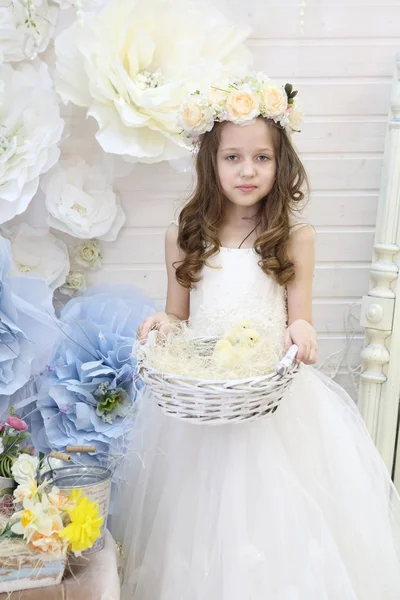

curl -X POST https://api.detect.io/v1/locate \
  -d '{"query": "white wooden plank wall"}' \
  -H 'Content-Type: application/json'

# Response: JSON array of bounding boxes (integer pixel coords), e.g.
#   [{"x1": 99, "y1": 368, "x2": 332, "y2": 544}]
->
[{"x1": 25, "y1": 0, "x2": 400, "y2": 397}]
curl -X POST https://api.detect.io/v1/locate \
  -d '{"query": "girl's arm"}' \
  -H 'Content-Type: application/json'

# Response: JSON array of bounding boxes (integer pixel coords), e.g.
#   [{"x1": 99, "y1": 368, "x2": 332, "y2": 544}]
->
[
  {"x1": 165, "y1": 223, "x2": 190, "y2": 321},
  {"x1": 137, "y1": 224, "x2": 190, "y2": 343},
  {"x1": 285, "y1": 225, "x2": 318, "y2": 364}
]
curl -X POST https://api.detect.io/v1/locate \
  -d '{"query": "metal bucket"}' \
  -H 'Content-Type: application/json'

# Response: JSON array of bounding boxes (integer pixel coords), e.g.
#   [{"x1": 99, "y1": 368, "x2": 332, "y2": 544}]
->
[{"x1": 40, "y1": 465, "x2": 112, "y2": 554}]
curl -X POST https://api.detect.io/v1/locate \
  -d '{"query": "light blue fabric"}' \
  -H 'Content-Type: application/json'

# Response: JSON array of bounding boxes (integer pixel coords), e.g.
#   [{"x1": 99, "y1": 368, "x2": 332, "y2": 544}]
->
[{"x1": 0, "y1": 237, "x2": 59, "y2": 400}]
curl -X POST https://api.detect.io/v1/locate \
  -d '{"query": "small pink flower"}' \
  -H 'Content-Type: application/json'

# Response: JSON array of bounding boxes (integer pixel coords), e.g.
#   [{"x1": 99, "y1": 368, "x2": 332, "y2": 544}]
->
[
  {"x1": 0, "y1": 423, "x2": 5, "y2": 433},
  {"x1": 6, "y1": 417, "x2": 28, "y2": 431}
]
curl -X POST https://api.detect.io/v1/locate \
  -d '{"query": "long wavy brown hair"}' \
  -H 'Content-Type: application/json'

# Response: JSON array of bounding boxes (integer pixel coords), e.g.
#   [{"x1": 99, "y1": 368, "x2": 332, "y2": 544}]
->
[{"x1": 175, "y1": 117, "x2": 309, "y2": 289}]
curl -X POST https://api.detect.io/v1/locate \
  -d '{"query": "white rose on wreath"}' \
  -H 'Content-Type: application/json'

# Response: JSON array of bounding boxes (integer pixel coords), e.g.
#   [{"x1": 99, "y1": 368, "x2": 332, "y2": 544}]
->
[
  {"x1": 8, "y1": 224, "x2": 69, "y2": 290},
  {"x1": 41, "y1": 159, "x2": 125, "y2": 241},
  {"x1": 11, "y1": 455, "x2": 39, "y2": 485},
  {"x1": 0, "y1": 61, "x2": 64, "y2": 224}
]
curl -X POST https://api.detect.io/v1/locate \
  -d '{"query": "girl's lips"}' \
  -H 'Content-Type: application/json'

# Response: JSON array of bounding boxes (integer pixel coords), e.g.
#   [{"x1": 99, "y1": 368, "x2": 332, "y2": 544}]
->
[{"x1": 236, "y1": 185, "x2": 258, "y2": 192}]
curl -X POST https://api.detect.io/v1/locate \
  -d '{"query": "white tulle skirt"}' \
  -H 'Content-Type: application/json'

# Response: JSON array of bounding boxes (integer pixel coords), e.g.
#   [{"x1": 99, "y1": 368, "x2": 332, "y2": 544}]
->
[{"x1": 111, "y1": 366, "x2": 400, "y2": 600}]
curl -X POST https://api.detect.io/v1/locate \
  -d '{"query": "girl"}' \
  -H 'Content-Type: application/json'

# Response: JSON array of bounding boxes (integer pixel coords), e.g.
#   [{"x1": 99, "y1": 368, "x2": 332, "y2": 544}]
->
[{"x1": 113, "y1": 76, "x2": 400, "y2": 599}]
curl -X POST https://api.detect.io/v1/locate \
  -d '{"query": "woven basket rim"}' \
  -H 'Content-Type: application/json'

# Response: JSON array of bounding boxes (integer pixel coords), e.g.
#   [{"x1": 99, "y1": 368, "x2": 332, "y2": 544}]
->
[{"x1": 140, "y1": 361, "x2": 289, "y2": 387}]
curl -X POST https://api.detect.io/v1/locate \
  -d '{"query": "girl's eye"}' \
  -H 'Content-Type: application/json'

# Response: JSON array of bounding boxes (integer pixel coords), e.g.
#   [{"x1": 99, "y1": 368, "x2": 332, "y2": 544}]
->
[
  {"x1": 257, "y1": 155, "x2": 269, "y2": 162},
  {"x1": 226, "y1": 155, "x2": 238, "y2": 161}
]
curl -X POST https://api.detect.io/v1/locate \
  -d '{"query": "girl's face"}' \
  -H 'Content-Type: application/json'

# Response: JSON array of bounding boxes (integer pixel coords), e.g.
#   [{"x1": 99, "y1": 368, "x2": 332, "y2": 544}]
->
[{"x1": 216, "y1": 118, "x2": 277, "y2": 211}]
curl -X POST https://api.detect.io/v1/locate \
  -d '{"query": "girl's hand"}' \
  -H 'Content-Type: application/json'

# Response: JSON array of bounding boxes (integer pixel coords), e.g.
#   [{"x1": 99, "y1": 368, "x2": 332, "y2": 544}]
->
[
  {"x1": 284, "y1": 319, "x2": 318, "y2": 364},
  {"x1": 137, "y1": 312, "x2": 172, "y2": 345}
]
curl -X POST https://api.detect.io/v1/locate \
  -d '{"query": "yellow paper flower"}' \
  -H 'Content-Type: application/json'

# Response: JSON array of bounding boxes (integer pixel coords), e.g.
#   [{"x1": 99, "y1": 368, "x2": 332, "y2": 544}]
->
[{"x1": 60, "y1": 494, "x2": 103, "y2": 553}]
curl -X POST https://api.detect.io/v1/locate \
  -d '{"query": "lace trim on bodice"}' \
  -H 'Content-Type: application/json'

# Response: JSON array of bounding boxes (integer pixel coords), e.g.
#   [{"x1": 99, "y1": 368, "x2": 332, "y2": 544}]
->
[{"x1": 189, "y1": 248, "x2": 287, "y2": 350}]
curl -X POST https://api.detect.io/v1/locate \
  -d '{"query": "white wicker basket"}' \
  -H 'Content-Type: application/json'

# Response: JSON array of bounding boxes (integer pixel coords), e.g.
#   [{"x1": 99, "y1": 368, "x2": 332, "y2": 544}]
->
[{"x1": 140, "y1": 341, "x2": 300, "y2": 425}]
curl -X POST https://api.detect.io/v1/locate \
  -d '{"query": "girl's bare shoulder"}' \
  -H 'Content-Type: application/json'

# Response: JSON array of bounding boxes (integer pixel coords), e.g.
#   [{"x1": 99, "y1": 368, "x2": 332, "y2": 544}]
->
[{"x1": 166, "y1": 222, "x2": 179, "y2": 245}]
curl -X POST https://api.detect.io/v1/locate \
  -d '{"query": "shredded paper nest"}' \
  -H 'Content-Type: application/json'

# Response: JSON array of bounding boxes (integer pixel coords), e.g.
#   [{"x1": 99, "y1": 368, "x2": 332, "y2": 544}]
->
[{"x1": 139, "y1": 320, "x2": 283, "y2": 381}]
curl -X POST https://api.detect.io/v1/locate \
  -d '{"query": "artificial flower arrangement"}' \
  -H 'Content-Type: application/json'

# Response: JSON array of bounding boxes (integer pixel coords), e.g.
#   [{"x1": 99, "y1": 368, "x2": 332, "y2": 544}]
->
[
  {"x1": 179, "y1": 72, "x2": 303, "y2": 144},
  {"x1": 7, "y1": 455, "x2": 102, "y2": 556},
  {"x1": 0, "y1": 454, "x2": 103, "y2": 556},
  {"x1": 0, "y1": 454, "x2": 103, "y2": 592}
]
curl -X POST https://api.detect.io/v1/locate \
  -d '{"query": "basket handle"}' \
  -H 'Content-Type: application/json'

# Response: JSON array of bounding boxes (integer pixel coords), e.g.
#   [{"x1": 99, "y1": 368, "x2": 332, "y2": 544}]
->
[{"x1": 274, "y1": 344, "x2": 298, "y2": 377}]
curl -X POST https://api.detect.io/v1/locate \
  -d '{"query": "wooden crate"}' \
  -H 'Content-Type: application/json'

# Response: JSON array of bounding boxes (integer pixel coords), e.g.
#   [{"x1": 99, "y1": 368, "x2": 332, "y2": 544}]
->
[{"x1": 0, "y1": 553, "x2": 66, "y2": 593}]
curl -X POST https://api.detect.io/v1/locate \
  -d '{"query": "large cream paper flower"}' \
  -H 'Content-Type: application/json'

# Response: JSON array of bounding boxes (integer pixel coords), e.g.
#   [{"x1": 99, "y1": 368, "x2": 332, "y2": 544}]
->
[
  {"x1": 0, "y1": 0, "x2": 57, "y2": 64},
  {"x1": 9, "y1": 224, "x2": 70, "y2": 290},
  {"x1": 41, "y1": 159, "x2": 125, "y2": 241},
  {"x1": 54, "y1": 0, "x2": 252, "y2": 162},
  {"x1": 0, "y1": 62, "x2": 64, "y2": 224}
]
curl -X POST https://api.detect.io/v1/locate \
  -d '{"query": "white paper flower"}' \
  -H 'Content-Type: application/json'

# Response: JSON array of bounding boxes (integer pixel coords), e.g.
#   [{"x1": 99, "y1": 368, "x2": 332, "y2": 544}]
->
[
  {"x1": 11, "y1": 455, "x2": 39, "y2": 485},
  {"x1": 70, "y1": 239, "x2": 103, "y2": 270},
  {"x1": 0, "y1": 62, "x2": 64, "y2": 225},
  {"x1": 54, "y1": 0, "x2": 252, "y2": 162},
  {"x1": 58, "y1": 271, "x2": 86, "y2": 296},
  {"x1": 41, "y1": 160, "x2": 125, "y2": 241},
  {"x1": 8, "y1": 224, "x2": 69, "y2": 290},
  {"x1": 0, "y1": 0, "x2": 57, "y2": 64}
]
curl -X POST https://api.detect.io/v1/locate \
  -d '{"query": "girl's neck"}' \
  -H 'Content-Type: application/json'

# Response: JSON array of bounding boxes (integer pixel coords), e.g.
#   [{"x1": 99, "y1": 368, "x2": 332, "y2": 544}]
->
[
  {"x1": 219, "y1": 212, "x2": 261, "y2": 249},
  {"x1": 222, "y1": 202, "x2": 260, "y2": 226}
]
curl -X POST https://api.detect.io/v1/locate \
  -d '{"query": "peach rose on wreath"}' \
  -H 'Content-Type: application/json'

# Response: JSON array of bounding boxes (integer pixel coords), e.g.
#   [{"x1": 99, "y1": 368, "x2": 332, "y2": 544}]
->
[
  {"x1": 225, "y1": 86, "x2": 260, "y2": 123},
  {"x1": 180, "y1": 101, "x2": 214, "y2": 135},
  {"x1": 260, "y1": 84, "x2": 288, "y2": 118}
]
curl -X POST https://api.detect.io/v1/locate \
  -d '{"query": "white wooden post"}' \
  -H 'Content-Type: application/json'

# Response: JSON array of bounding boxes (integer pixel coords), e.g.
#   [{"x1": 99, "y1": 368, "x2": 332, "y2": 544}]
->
[{"x1": 358, "y1": 53, "x2": 400, "y2": 478}]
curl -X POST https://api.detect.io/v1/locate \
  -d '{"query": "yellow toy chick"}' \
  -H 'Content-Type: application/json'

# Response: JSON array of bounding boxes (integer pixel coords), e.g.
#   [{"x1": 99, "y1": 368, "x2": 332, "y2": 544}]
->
[
  {"x1": 233, "y1": 328, "x2": 260, "y2": 349},
  {"x1": 212, "y1": 328, "x2": 260, "y2": 370},
  {"x1": 212, "y1": 338, "x2": 236, "y2": 369},
  {"x1": 222, "y1": 319, "x2": 253, "y2": 345}
]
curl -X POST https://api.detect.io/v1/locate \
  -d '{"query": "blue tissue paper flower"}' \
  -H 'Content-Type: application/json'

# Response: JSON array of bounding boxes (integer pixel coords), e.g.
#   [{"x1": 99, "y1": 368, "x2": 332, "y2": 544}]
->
[
  {"x1": 33, "y1": 285, "x2": 156, "y2": 460},
  {"x1": 0, "y1": 237, "x2": 59, "y2": 397}
]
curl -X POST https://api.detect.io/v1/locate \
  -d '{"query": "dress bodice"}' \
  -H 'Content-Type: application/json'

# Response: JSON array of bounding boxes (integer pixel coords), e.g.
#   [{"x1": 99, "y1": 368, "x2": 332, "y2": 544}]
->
[{"x1": 189, "y1": 247, "x2": 287, "y2": 349}]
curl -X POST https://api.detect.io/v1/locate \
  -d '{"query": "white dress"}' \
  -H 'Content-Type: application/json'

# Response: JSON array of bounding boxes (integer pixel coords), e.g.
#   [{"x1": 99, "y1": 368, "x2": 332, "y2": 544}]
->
[{"x1": 113, "y1": 247, "x2": 400, "y2": 600}]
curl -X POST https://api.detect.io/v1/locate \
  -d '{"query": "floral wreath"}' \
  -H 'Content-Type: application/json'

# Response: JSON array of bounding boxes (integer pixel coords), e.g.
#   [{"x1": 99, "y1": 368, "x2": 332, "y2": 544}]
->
[{"x1": 178, "y1": 72, "x2": 302, "y2": 145}]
